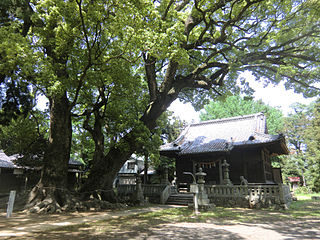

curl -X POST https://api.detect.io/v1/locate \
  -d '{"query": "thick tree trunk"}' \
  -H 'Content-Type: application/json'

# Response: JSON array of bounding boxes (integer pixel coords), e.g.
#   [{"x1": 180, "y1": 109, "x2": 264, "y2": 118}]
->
[
  {"x1": 144, "y1": 152, "x2": 149, "y2": 184},
  {"x1": 27, "y1": 92, "x2": 73, "y2": 213},
  {"x1": 83, "y1": 95, "x2": 178, "y2": 201},
  {"x1": 81, "y1": 110, "x2": 115, "y2": 200},
  {"x1": 82, "y1": 59, "x2": 181, "y2": 201},
  {"x1": 81, "y1": 129, "x2": 138, "y2": 202}
]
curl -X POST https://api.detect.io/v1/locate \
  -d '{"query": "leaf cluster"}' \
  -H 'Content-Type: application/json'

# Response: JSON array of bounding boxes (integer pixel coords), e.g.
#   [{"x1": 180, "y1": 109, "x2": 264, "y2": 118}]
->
[{"x1": 200, "y1": 94, "x2": 284, "y2": 134}]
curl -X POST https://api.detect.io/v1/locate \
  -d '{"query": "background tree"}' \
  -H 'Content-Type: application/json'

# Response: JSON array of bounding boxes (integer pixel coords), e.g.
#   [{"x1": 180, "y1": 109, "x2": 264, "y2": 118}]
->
[
  {"x1": 282, "y1": 103, "x2": 313, "y2": 186},
  {"x1": 200, "y1": 95, "x2": 284, "y2": 134},
  {"x1": 0, "y1": 0, "x2": 34, "y2": 125},
  {"x1": 0, "y1": 110, "x2": 48, "y2": 167},
  {"x1": 151, "y1": 112, "x2": 186, "y2": 183},
  {"x1": 305, "y1": 100, "x2": 320, "y2": 192}
]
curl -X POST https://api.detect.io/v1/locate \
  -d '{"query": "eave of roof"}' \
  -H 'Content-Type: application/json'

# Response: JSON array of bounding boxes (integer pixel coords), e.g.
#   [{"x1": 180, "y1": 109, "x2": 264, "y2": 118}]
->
[
  {"x1": 0, "y1": 151, "x2": 20, "y2": 169},
  {"x1": 160, "y1": 113, "x2": 289, "y2": 156}
]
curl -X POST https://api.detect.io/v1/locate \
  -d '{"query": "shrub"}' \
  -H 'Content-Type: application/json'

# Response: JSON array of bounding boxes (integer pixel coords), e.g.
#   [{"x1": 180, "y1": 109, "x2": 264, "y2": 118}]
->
[{"x1": 294, "y1": 186, "x2": 312, "y2": 194}]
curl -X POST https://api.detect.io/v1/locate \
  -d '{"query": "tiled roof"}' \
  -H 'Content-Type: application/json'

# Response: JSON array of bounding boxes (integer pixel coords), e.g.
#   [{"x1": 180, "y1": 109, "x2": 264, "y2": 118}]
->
[
  {"x1": 118, "y1": 159, "x2": 143, "y2": 175},
  {"x1": 0, "y1": 150, "x2": 19, "y2": 169},
  {"x1": 68, "y1": 158, "x2": 84, "y2": 166},
  {"x1": 160, "y1": 113, "x2": 287, "y2": 155},
  {"x1": 1, "y1": 150, "x2": 84, "y2": 169}
]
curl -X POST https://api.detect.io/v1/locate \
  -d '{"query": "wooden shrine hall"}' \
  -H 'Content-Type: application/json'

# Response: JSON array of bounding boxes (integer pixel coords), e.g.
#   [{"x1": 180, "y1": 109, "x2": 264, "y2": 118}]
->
[{"x1": 160, "y1": 113, "x2": 289, "y2": 188}]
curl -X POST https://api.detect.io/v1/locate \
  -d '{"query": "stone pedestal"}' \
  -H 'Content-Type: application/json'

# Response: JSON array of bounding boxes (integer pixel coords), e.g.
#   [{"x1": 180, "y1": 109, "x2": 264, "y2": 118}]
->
[
  {"x1": 196, "y1": 168, "x2": 215, "y2": 210},
  {"x1": 162, "y1": 164, "x2": 170, "y2": 185},
  {"x1": 222, "y1": 159, "x2": 233, "y2": 186},
  {"x1": 133, "y1": 175, "x2": 145, "y2": 205}
]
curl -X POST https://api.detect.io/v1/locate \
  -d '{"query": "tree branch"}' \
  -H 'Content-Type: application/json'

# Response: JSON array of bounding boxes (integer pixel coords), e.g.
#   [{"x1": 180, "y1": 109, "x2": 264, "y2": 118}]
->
[
  {"x1": 162, "y1": 0, "x2": 175, "y2": 20},
  {"x1": 159, "y1": 60, "x2": 179, "y2": 94},
  {"x1": 143, "y1": 53, "x2": 158, "y2": 102},
  {"x1": 175, "y1": 0, "x2": 190, "y2": 11}
]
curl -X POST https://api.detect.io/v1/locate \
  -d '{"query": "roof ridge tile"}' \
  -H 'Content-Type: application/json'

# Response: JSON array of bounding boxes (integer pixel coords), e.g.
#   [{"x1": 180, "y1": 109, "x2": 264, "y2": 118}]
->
[{"x1": 191, "y1": 112, "x2": 265, "y2": 127}]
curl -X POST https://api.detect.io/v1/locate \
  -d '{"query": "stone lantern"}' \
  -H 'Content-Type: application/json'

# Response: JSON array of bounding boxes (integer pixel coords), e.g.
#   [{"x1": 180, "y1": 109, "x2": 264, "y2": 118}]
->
[
  {"x1": 222, "y1": 159, "x2": 233, "y2": 186},
  {"x1": 195, "y1": 168, "x2": 210, "y2": 206}
]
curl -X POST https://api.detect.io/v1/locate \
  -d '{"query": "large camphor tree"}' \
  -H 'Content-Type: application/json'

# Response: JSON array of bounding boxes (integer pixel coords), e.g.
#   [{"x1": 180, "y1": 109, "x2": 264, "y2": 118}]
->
[
  {"x1": 1, "y1": 0, "x2": 320, "y2": 212},
  {"x1": 1, "y1": 0, "x2": 143, "y2": 212},
  {"x1": 85, "y1": 0, "x2": 320, "y2": 198}
]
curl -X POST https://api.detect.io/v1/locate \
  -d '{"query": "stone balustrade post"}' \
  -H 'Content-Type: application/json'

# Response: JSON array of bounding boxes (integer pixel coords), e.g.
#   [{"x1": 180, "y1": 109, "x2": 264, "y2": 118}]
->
[
  {"x1": 163, "y1": 164, "x2": 170, "y2": 185},
  {"x1": 133, "y1": 174, "x2": 145, "y2": 204}
]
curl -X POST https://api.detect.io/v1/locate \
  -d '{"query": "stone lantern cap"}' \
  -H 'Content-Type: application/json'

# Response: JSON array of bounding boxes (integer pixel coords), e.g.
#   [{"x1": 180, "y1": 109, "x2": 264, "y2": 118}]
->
[{"x1": 196, "y1": 167, "x2": 206, "y2": 177}]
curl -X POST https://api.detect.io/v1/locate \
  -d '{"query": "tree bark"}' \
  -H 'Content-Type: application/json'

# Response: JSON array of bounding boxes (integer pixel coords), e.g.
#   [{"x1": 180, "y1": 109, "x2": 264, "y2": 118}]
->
[
  {"x1": 82, "y1": 91, "x2": 179, "y2": 201},
  {"x1": 82, "y1": 59, "x2": 182, "y2": 200},
  {"x1": 27, "y1": 92, "x2": 73, "y2": 213},
  {"x1": 81, "y1": 108, "x2": 116, "y2": 200},
  {"x1": 81, "y1": 125, "x2": 141, "y2": 202},
  {"x1": 144, "y1": 152, "x2": 149, "y2": 184}
]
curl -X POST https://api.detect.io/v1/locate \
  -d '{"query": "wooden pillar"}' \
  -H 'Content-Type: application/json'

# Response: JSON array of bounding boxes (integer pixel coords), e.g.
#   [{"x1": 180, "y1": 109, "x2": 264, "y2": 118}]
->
[
  {"x1": 261, "y1": 149, "x2": 267, "y2": 183},
  {"x1": 192, "y1": 160, "x2": 196, "y2": 175},
  {"x1": 219, "y1": 159, "x2": 223, "y2": 184}
]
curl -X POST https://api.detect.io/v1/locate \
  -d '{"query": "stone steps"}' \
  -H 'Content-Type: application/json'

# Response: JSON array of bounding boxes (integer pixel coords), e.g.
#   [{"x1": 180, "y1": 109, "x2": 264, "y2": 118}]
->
[{"x1": 166, "y1": 193, "x2": 193, "y2": 205}]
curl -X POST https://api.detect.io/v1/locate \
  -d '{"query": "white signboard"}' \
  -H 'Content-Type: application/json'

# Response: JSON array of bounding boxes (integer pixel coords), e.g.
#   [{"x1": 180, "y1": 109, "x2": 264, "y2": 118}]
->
[{"x1": 6, "y1": 190, "x2": 16, "y2": 218}]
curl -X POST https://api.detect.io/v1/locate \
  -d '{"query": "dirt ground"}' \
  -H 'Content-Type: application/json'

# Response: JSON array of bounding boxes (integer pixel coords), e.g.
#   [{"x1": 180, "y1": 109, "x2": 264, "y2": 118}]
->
[
  {"x1": 1, "y1": 195, "x2": 320, "y2": 240},
  {"x1": 1, "y1": 206, "x2": 319, "y2": 239}
]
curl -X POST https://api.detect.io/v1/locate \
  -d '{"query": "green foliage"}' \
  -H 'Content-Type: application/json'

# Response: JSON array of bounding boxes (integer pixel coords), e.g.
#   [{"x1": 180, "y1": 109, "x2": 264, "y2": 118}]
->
[
  {"x1": 294, "y1": 186, "x2": 313, "y2": 195},
  {"x1": 305, "y1": 100, "x2": 320, "y2": 192},
  {"x1": 281, "y1": 100, "x2": 320, "y2": 192},
  {"x1": 0, "y1": 111, "x2": 48, "y2": 166},
  {"x1": 281, "y1": 152, "x2": 306, "y2": 181},
  {"x1": 284, "y1": 103, "x2": 313, "y2": 151},
  {"x1": 200, "y1": 95, "x2": 284, "y2": 134}
]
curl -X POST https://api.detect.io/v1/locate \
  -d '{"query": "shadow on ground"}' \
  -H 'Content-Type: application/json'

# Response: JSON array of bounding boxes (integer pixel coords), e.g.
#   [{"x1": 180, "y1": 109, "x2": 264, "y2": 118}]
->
[{"x1": 1, "y1": 199, "x2": 320, "y2": 239}]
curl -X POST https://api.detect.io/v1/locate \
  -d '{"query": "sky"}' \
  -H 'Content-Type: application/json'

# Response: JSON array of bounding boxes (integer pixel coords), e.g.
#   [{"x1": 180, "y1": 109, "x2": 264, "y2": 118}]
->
[{"x1": 168, "y1": 72, "x2": 317, "y2": 123}]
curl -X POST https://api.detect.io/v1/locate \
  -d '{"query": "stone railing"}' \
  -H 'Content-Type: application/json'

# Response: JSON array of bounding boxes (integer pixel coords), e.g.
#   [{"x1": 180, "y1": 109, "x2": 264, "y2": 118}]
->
[
  {"x1": 117, "y1": 184, "x2": 169, "y2": 202},
  {"x1": 205, "y1": 185, "x2": 249, "y2": 197},
  {"x1": 142, "y1": 184, "x2": 168, "y2": 197},
  {"x1": 160, "y1": 185, "x2": 171, "y2": 204},
  {"x1": 117, "y1": 184, "x2": 136, "y2": 196},
  {"x1": 205, "y1": 184, "x2": 292, "y2": 209},
  {"x1": 279, "y1": 183, "x2": 292, "y2": 207}
]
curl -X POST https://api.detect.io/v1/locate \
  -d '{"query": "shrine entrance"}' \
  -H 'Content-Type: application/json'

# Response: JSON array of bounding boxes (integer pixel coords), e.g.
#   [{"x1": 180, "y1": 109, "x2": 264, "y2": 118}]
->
[{"x1": 193, "y1": 158, "x2": 224, "y2": 185}]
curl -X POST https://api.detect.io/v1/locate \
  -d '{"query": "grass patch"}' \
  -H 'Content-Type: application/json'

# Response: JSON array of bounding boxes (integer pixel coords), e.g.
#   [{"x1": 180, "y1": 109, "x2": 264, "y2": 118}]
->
[
  {"x1": 287, "y1": 199, "x2": 320, "y2": 218},
  {"x1": 295, "y1": 193, "x2": 320, "y2": 200}
]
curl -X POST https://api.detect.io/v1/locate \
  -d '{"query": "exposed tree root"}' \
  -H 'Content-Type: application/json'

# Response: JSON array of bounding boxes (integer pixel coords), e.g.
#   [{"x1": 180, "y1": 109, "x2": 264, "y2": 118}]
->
[
  {"x1": 24, "y1": 184, "x2": 127, "y2": 214},
  {"x1": 25, "y1": 184, "x2": 75, "y2": 213}
]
